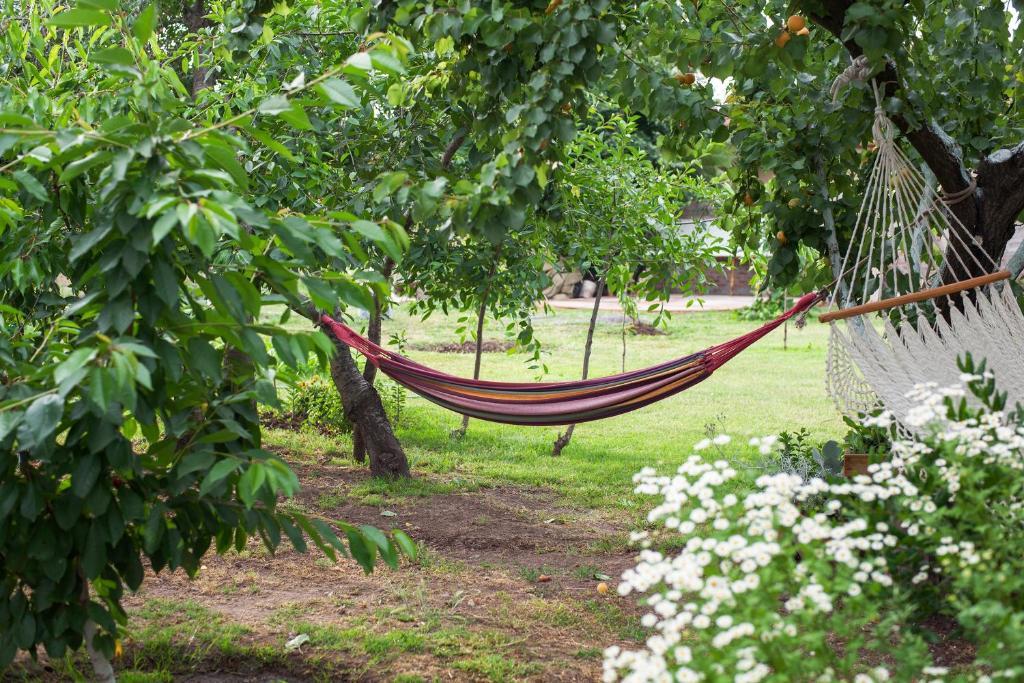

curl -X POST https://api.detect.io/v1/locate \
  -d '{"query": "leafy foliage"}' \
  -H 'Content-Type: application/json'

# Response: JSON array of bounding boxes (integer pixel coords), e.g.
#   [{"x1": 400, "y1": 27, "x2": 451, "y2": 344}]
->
[
  {"x1": 550, "y1": 114, "x2": 719, "y2": 324},
  {"x1": 285, "y1": 374, "x2": 408, "y2": 435},
  {"x1": 0, "y1": 0, "x2": 414, "y2": 667}
]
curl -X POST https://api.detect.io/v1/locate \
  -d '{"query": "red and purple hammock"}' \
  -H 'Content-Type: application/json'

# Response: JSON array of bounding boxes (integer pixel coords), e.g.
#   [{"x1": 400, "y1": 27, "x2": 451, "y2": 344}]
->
[{"x1": 319, "y1": 292, "x2": 822, "y2": 427}]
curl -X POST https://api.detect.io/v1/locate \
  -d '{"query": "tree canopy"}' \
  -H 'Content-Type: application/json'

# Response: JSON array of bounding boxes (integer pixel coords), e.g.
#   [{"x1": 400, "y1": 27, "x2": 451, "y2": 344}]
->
[{"x1": 3, "y1": 0, "x2": 1023, "y2": 674}]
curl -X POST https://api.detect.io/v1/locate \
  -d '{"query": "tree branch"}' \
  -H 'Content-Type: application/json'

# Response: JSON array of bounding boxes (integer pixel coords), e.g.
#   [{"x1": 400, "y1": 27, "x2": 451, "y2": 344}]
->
[
  {"x1": 441, "y1": 132, "x2": 467, "y2": 170},
  {"x1": 806, "y1": 2, "x2": 971, "y2": 198},
  {"x1": 977, "y1": 142, "x2": 1024, "y2": 231}
]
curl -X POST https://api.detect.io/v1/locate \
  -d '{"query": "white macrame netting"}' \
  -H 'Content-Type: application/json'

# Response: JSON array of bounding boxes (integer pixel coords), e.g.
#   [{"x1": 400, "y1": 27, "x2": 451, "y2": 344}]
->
[{"x1": 825, "y1": 89, "x2": 1024, "y2": 428}]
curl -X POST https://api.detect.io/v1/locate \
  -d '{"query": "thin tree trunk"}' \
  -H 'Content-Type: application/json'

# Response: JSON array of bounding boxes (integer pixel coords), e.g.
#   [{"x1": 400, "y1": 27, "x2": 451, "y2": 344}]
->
[
  {"x1": 453, "y1": 294, "x2": 488, "y2": 438},
  {"x1": 621, "y1": 312, "x2": 627, "y2": 374},
  {"x1": 452, "y1": 248, "x2": 501, "y2": 438},
  {"x1": 80, "y1": 571, "x2": 116, "y2": 683},
  {"x1": 553, "y1": 276, "x2": 604, "y2": 456},
  {"x1": 183, "y1": 0, "x2": 214, "y2": 96},
  {"x1": 353, "y1": 259, "x2": 394, "y2": 464}
]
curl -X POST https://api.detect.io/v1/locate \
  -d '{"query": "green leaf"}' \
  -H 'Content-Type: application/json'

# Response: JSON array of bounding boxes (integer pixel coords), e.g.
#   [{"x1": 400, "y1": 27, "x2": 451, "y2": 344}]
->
[
  {"x1": 22, "y1": 394, "x2": 64, "y2": 446},
  {"x1": 202, "y1": 143, "x2": 249, "y2": 190},
  {"x1": 349, "y1": 219, "x2": 386, "y2": 242},
  {"x1": 90, "y1": 47, "x2": 135, "y2": 67},
  {"x1": 143, "y1": 504, "x2": 165, "y2": 554},
  {"x1": 0, "y1": 412, "x2": 22, "y2": 442},
  {"x1": 47, "y1": 8, "x2": 112, "y2": 27},
  {"x1": 133, "y1": 3, "x2": 156, "y2": 42},
  {"x1": 81, "y1": 523, "x2": 107, "y2": 578},
  {"x1": 236, "y1": 463, "x2": 266, "y2": 507},
  {"x1": 280, "y1": 515, "x2": 307, "y2": 553},
  {"x1": 248, "y1": 127, "x2": 296, "y2": 161},
  {"x1": 59, "y1": 151, "x2": 113, "y2": 183},
  {"x1": 72, "y1": 453, "x2": 102, "y2": 498},
  {"x1": 278, "y1": 103, "x2": 313, "y2": 131},
  {"x1": 359, "y1": 524, "x2": 397, "y2": 569},
  {"x1": 55, "y1": 348, "x2": 97, "y2": 392},
  {"x1": 345, "y1": 527, "x2": 376, "y2": 573},
  {"x1": 293, "y1": 514, "x2": 336, "y2": 562},
  {"x1": 317, "y1": 78, "x2": 360, "y2": 108},
  {"x1": 199, "y1": 458, "x2": 240, "y2": 496},
  {"x1": 258, "y1": 95, "x2": 292, "y2": 115},
  {"x1": 391, "y1": 530, "x2": 418, "y2": 561},
  {"x1": 12, "y1": 171, "x2": 47, "y2": 202}
]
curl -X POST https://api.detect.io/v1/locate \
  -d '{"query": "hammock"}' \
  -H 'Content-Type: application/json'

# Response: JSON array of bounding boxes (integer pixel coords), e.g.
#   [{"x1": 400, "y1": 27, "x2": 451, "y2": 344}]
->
[
  {"x1": 821, "y1": 80, "x2": 1024, "y2": 428},
  {"x1": 319, "y1": 292, "x2": 821, "y2": 426}
]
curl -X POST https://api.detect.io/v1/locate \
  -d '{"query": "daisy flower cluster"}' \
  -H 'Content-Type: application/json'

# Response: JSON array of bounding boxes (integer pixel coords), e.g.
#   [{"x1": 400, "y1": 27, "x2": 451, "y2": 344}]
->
[
  {"x1": 605, "y1": 378, "x2": 1024, "y2": 682},
  {"x1": 604, "y1": 457, "x2": 911, "y2": 682}
]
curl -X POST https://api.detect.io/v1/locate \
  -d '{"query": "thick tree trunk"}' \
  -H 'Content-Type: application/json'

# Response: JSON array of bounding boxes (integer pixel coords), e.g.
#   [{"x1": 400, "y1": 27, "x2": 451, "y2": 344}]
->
[
  {"x1": 283, "y1": 297, "x2": 409, "y2": 478},
  {"x1": 353, "y1": 260, "x2": 394, "y2": 464},
  {"x1": 329, "y1": 338, "x2": 409, "y2": 479},
  {"x1": 553, "y1": 277, "x2": 604, "y2": 456}
]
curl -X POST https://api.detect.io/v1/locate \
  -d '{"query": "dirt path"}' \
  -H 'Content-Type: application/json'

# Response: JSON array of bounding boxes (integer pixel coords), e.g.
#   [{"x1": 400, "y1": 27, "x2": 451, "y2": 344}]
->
[{"x1": 47, "y1": 463, "x2": 645, "y2": 682}]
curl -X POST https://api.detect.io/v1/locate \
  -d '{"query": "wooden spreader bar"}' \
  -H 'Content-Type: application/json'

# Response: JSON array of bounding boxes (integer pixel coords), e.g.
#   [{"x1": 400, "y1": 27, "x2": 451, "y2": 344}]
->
[{"x1": 819, "y1": 270, "x2": 1012, "y2": 324}]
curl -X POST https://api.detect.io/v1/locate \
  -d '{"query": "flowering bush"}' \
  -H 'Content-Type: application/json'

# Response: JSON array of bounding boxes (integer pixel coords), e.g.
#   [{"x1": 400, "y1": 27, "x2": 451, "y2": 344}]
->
[{"x1": 605, "y1": 368, "x2": 1024, "y2": 681}]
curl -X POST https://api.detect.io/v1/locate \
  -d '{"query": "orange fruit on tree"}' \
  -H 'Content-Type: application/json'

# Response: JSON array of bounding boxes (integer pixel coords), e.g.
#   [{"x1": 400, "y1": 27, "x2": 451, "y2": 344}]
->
[
  {"x1": 545, "y1": 0, "x2": 562, "y2": 15},
  {"x1": 786, "y1": 15, "x2": 806, "y2": 32},
  {"x1": 777, "y1": 230, "x2": 788, "y2": 244},
  {"x1": 743, "y1": 192, "x2": 754, "y2": 206},
  {"x1": 775, "y1": 31, "x2": 791, "y2": 48}
]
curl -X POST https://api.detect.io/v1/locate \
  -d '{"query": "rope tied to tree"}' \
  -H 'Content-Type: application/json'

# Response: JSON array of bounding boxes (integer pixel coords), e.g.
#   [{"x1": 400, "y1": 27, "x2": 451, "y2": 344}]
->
[{"x1": 830, "y1": 55, "x2": 872, "y2": 102}]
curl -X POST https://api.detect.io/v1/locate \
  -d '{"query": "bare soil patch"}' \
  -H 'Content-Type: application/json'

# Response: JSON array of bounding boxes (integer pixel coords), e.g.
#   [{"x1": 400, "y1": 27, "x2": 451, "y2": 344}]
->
[
  {"x1": 411, "y1": 340, "x2": 516, "y2": 354},
  {"x1": 7, "y1": 463, "x2": 641, "y2": 682}
]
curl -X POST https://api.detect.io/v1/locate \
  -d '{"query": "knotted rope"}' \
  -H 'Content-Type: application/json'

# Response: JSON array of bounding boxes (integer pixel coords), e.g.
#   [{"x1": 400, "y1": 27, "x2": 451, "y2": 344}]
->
[{"x1": 830, "y1": 55, "x2": 871, "y2": 102}]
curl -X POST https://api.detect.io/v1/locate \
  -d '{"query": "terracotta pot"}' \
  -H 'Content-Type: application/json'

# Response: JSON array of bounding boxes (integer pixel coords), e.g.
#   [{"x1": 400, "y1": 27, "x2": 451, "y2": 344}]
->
[{"x1": 843, "y1": 453, "x2": 870, "y2": 477}]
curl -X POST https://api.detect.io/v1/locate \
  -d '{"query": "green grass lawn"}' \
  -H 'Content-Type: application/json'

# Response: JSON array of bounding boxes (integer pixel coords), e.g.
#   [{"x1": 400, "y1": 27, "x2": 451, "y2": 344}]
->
[{"x1": 265, "y1": 301, "x2": 844, "y2": 511}]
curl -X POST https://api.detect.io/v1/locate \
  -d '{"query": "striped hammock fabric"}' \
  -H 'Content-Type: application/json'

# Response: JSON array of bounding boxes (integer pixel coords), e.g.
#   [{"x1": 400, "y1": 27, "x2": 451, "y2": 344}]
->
[{"x1": 319, "y1": 292, "x2": 822, "y2": 426}]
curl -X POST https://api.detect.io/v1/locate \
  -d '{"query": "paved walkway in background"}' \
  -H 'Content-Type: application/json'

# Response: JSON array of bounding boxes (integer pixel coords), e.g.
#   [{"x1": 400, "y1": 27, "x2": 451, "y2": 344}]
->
[{"x1": 543, "y1": 294, "x2": 756, "y2": 313}]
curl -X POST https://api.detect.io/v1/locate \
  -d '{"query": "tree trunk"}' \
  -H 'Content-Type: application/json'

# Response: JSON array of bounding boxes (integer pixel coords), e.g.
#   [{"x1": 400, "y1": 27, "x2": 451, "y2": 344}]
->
[
  {"x1": 452, "y1": 295, "x2": 488, "y2": 438},
  {"x1": 328, "y1": 337, "x2": 409, "y2": 478},
  {"x1": 283, "y1": 296, "x2": 409, "y2": 478},
  {"x1": 553, "y1": 277, "x2": 604, "y2": 456},
  {"x1": 80, "y1": 571, "x2": 116, "y2": 683},
  {"x1": 353, "y1": 260, "x2": 394, "y2": 464},
  {"x1": 183, "y1": 0, "x2": 214, "y2": 96},
  {"x1": 451, "y1": 249, "x2": 500, "y2": 438}
]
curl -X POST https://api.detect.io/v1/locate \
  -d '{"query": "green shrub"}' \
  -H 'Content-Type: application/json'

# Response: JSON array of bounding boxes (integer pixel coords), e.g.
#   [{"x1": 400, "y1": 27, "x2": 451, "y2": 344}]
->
[
  {"x1": 286, "y1": 375, "x2": 408, "y2": 434},
  {"x1": 608, "y1": 356, "x2": 1024, "y2": 681},
  {"x1": 289, "y1": 375, "x2": 352, "y2": 434}
]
